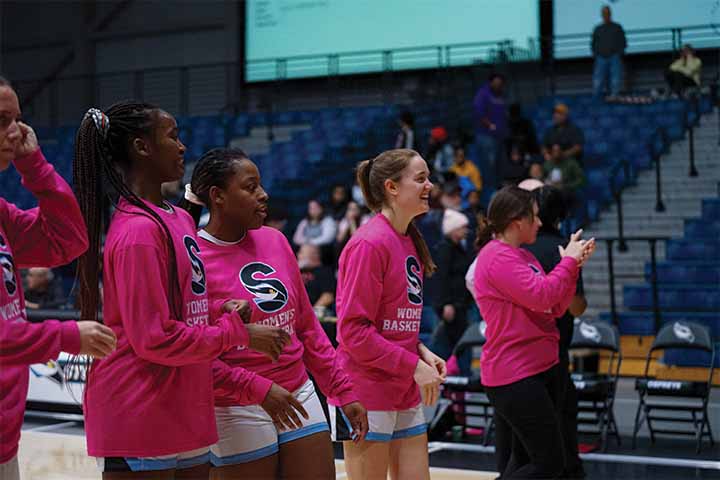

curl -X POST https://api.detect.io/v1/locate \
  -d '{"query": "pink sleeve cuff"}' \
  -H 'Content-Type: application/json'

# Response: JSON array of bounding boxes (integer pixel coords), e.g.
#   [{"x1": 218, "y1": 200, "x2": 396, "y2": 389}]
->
[
  {"x1": 399, "y1": 350, "x2": 420, "y2": 380},
  {"x1": 335, "y1": 388, "x2": 360, "y2": 407},
  {"x1": 218, "y1": 311, "x2": 250, "y2": 350},
  {"x1": 559, "y1": 256, "x2": 579, "y2": 275},
  {"x1": 59, "y1": 321, "x2": 81, "y2": 355},
  {"x1": 248, "y1": 375, "x2": 274, "y2": 405}
]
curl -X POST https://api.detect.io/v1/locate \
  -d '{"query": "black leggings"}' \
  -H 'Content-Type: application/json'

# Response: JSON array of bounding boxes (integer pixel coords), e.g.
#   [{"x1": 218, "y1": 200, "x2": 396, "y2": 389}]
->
[
  {"x1": 485, "y1": 365, "x2": 565, "y2": 479},
  {"x1": 665, "y1": 70, "x2": 697, "y2": 95}
]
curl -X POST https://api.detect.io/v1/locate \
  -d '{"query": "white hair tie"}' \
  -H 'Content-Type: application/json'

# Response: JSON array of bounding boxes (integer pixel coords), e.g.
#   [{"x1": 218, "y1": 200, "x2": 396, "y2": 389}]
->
[{"x1": 184, "y1": 184, "x2": 205, "y2": 207}]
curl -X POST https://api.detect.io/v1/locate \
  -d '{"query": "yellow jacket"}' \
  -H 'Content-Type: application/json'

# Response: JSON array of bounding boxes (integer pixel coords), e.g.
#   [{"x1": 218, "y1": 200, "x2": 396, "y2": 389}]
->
[
  {"x1": 670, "y1": 56, "x2": 702, "y2": 85},
  {"x1": 450, "y1": 161, "x2": 483, "y2": 191}
]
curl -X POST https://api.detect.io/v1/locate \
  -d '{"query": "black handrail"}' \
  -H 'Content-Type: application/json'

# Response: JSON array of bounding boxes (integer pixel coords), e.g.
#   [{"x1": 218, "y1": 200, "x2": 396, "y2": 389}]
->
[
  {"x1": 608, "y1": 158, "x2": 633, "y2": 252},
  {"x1": 684, "y1": 97, "x2": 702, "y2": 177},
  {"x1": 595, "y1": 236, "x2": 671, "y2": 332},
  {"x1": 649, "y1": 127, "x2": 670, "y2": 212}
]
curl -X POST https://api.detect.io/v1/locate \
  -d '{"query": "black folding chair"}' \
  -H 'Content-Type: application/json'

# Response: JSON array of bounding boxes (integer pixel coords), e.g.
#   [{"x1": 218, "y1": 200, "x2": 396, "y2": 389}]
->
[
  {"x1": 569, "y1": 320, "x2": 623, "y2": 452},
  {"x1": 441, "y1": 321, "x2": 495, "y2": 445},
  {"x1": 633, "y1": 321, "x2": 716, "y2": 453}
]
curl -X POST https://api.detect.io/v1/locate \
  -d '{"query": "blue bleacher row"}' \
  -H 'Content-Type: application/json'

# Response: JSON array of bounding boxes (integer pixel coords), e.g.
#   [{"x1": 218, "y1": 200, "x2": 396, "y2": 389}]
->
[{"x1": 606, "y1": 198, "x2": 720, "y2": 367}]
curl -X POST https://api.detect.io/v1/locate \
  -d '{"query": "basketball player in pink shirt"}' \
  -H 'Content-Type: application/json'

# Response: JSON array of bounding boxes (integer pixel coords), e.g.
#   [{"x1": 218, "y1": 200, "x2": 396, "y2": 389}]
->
[
  {"x1": 332, "y1": 149, "x2": 446, "y2": 480},
  {"x1": 180, "y1": 148, "x2": 367, "y2": 480},
  {"x1": 73, "y1": 102, "x2": 289, "y2": 479},
  {"x1": 473, "y1": 186, "x2": 595, "y2": 478},
  {"x1": 0, "y1": 76, "x2": 117, "y2": 480}
]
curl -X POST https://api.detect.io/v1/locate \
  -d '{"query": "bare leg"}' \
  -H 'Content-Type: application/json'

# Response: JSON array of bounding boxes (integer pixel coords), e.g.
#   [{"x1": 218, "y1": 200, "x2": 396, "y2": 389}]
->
[
  {"x1": 388, "y1": 433, "x2": 430, "y2": 480},
  {"x1": 343, "y1": 439, "x2": 391, "y2": 480},
  {"x1": 278, "y1": 431, "x2": 334, "y2": 480}
]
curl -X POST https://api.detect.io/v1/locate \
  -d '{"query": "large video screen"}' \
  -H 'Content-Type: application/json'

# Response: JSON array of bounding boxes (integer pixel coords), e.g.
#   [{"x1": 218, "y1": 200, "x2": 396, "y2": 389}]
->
[
  {"x1": 245, "y1": 0, "x2": 539, "y2": 82},
  {"x1": 554, "y1": 0, "x2": 720, "y2": 58}
]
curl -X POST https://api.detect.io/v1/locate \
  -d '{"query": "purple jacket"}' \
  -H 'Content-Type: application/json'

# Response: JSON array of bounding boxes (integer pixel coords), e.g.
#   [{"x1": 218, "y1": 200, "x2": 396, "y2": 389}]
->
[{"x1": 473, "y1": 84, "x2": 508, "y2": 139}]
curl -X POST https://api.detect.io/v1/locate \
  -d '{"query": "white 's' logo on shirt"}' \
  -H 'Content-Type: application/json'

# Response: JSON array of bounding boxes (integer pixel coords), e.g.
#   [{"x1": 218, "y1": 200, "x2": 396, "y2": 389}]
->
[
  {"x1": 405, "y1": 256, "x2": 423, "y2": 305},
  {"x1": 183, "y1": 236, "x2": 207, "y2": 296},
  {"x1": 239, "y1": 262, "x2": 289, "y2": 313}
]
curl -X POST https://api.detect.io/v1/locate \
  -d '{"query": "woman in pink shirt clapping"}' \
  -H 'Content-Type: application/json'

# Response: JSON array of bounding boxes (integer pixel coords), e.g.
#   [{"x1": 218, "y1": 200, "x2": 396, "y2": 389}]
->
[{"x1": 473, "y1": 186, "x2": 595, "y2": 479}]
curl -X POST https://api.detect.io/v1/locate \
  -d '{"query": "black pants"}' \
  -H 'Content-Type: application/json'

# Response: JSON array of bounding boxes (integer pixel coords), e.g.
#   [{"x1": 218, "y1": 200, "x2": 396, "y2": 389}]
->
[
  {"x1": 485, "y1": 365, "x2": 565, "y2": 479},
  {"x1": 665, "y1": 70, "x2": 697, "y2": 95},
  {"x1": 557, "y1": 352, "x2": 584, "y2": 478}
]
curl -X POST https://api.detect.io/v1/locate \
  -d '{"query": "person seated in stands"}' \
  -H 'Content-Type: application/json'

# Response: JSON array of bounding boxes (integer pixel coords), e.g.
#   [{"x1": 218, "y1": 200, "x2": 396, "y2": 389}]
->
[
  {"x1": 23, "y1": 267, "x2": 65, "y2": 310},
  {"x1": 502, "y1": 143, "x2": 531, "y2": 186},
  {"x1": 430, "y1": 209, "x2": 473, "y2": 359},
  {"x1": 426, "y1": 126, "x2": 454, "y2": 180},
  {"x1": 335, "y1": 200, "x2": 370, "y2": 257},
  {"x1": 449, "y1": 142, "x2": 483, "y2": 192},
  {"x1": 528, "y1": 160, "x2": 545, "y2": 182},
  {"x1": 328, "y1": 183, "x2": 350, "y2": 221},
  {"x1": 297, "y1": 244, "x2": 336, "y2": 312},
  {"x1": 544, "y1": 144, "x2": 585, "y2": 210},
  {"x1": 293, "y1": 199, "x2": 337, "y2": 249},
  {"x1": 394, "y1": 111, "x2": 416, "y2": 150},
  {"x1": 507, "y1": 103, "x2": 540, "y2": 157},
  {"x1": 440, "y1": 181, "x2": 463, "y2": 211},
  {"x1": 665, "y1": 44, "x2": 702, "y2": 97},
  {"x1": 542, "y1": 103, "x2": 585, "y2": 167}
]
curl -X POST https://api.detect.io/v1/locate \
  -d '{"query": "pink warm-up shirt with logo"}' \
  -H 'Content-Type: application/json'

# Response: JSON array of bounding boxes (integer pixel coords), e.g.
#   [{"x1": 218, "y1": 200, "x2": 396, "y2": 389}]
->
[
  {"x1": 0, "y1": 149, "x2": 85, "y2": 464},
  {"x1": 333, "y1": 214, "x2": 423, "y2": 411},
  {"x1": 84, "y1": 199, "x2": 249, "y2": 458},
  {"x1": 473, "y1": 239, "x2": 578, "y2": 387},
  {"x1": 198, "y1": 227, "x2": 356, "y2": 408}
]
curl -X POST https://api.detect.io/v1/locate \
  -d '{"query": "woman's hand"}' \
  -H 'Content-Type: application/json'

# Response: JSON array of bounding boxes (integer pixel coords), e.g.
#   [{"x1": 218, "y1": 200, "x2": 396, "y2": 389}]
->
[
  {"x1": 261, "y1": 383, "x2": 309, "y2": 431},
  {"x1": 340, "y1": 401, "x2": 369, "y2": 443}
]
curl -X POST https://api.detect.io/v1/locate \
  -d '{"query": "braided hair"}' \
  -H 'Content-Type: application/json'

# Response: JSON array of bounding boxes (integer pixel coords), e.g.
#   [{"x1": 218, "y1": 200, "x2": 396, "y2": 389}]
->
[
  {"x1": 178, "y1": 147, "x2": 250, "y2": 227},
  {"x1": 73, "y1": 100, "x2": 182, "y2": 324}
]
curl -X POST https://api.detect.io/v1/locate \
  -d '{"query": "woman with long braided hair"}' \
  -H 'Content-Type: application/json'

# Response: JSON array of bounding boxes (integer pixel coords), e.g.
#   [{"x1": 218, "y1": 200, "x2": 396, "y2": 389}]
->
[{"x1": 73, "y1": 101, "x2": 289, "y2": 479}]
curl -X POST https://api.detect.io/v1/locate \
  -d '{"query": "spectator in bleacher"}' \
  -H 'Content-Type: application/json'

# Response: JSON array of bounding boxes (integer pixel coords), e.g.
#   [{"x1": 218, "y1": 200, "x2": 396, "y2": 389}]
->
[
  {"x1": 542, "y1": 103, "x2": 585, "y2": 166},
  {"x1": 507, "y1": 103, "x2": 540, "y2": 157},
  {"x1": 449, "y1": 142, "x2": 483, "y2": 192},
  {"x1": 328, "y1": 184, "x2": 350, "y2": 220},
  {"x1": 297, "y1": 244, "x2": 336, "y2": 311},
  {"x1": 502, "y1": 143, "x2": 531, "y2": 186},
  {"x1": 23, "y1": 267, "x2": 65, "y2": 310},
  {"x1": 440, "y1": 181, "x2": 463, "y2": 212},
  {"x1": 528, "y1": 160, "x2": 545, "y2": 182},
  {"x1": 473, "y1": 73, "x2": 508, "y2": 188},
  {"x1": 335, "y1": 201, "x2": 370, "y2": 256},
  {"x1": 592, "y1": 5, "x2": 626, "y2": 98},
  {"x1": 665, "y1": 44, "x2": 702, "y2": 97},
  {"x1": 544, "y1": 144, "x2": 586, "y2": 209},
  {"x1": 351, "y1": 178, "x2": 366, "y2": 207},
  {"x1": 521, "y1": 185, "x2": 587, "y2": 479},
  {"x1": 431, "y1": 209, "x2": 473, "y2": 359},
  {"x1": 394, "y1": 111, "x2": 416, "y2": 150},
  {"x1": 426, "y1": 126, "x2": 454, "y2": 179},
  {"x1": 293, "y1": 199, "x2": 337, "y2": 249}
]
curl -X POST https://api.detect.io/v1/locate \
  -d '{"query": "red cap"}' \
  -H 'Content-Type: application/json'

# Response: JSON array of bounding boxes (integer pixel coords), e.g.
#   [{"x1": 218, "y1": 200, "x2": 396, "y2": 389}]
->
[{"x1": 430, "y1": 126, "x2": 448, "y2": 142}]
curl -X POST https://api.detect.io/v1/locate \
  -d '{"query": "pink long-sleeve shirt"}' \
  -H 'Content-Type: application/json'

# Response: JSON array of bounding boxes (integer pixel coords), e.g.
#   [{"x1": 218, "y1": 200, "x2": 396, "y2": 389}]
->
[
  {"x1": 84, "y1": 199, "x2": 249, "y2": 457},
  {"x1": 333, "y1": 214, "x2": 423, "y2": 411},
  {"x1": 0, "y1": 149, "x2": 86, "y2": 464},
  {"x1": 198, "y1": 227, "x2": 356, "y2": 408},
  {"x1": 473, "y1": 239, "x2": 578, "y2": 387}
]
